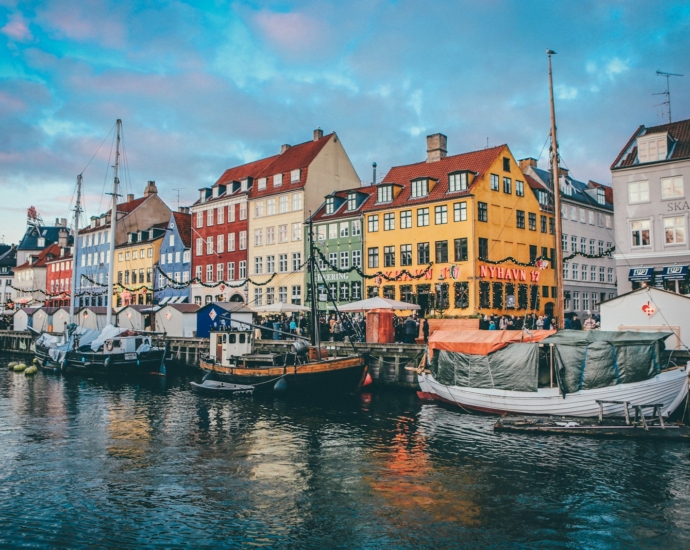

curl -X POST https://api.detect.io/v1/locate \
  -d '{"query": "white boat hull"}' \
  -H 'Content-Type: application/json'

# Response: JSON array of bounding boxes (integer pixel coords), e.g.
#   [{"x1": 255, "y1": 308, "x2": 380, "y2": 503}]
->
[{"x1": 418, "y1": 367, "x2": 689, "y2": 417}]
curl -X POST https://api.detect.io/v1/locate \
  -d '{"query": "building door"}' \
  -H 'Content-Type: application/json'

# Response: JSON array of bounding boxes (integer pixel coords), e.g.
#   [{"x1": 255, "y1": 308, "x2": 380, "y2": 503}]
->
[
  {"x1": 417, "y1": 293, "x2": 429, "y2": 318},
  {"x1": 545, "y1": 302, "x2": 554, "y2": 316},
  {"x1": 216, "y1": 335, "x2": 223, "y2": 361}
]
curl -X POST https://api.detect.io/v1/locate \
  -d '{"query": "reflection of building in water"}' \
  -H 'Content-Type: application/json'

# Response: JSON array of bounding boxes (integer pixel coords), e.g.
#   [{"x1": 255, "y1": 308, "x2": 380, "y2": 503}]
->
[{"x1": 107, "y1": 397, "x2": 153, "y2": 462}]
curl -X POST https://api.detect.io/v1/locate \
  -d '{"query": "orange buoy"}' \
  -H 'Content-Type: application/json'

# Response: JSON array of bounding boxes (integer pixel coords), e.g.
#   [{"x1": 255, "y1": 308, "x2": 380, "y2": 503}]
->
[{"x1": 363, "y1": 373, "x2": 373, "y2": 387}]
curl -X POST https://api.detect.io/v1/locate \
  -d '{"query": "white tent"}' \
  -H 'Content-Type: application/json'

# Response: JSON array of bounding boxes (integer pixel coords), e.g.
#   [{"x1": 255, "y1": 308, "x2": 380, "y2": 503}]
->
[
  {"x1": 152, "y1": 304, "x2": 200, "y2": 337},
  {"x1": 251, "y1": 302, "x2": 310, "y2": 313},
  {"x1": 338, "y1": 296, "x2": 420, "y2": 312}
]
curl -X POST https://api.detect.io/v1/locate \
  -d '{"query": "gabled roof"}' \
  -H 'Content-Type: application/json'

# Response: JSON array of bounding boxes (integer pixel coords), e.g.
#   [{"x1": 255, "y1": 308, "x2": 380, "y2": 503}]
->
[
  {"x1": 531, "y1": 167, "x2": 613, "y2": 211},
  {"x1": 216, "y1": 156, "x2": 280, "y2": 187},
  {"x1": 197, "y1": 301, "x2": 253, "y2": 314},
  {"x1": 79, "y1": 195, "x2": 151, "y2": 235},
  {"x1": 164, "y1": 303, "x2": 200, "y2": 313},
  {"x1": 14, "y1": 243, "x2": 64, "y2": 271},
  {"x1": 115, "y1": 222, "x2": 167, "y2": 249},
  {"x1": 612, "y1": 118, "x2": 690, "y2": 169},
  {"x1": 363, "y1": 145, "x2": 505, "y2": 212},
  {"x1": 599, "y1": 285, "x2": 690, "y2": 306},
  {"x1": 172, "y1": 211, "x2": 192, "y2": 248},
  {"x1": 310, "y1": 186, "x2": 377, "y2": 223}
]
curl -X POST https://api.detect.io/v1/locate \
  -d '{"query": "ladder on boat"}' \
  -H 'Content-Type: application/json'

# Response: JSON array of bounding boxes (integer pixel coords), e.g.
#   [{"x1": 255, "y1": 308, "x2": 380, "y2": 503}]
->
[{"x1": 596, "y1": 400, "x2": 666, "y2": 430}]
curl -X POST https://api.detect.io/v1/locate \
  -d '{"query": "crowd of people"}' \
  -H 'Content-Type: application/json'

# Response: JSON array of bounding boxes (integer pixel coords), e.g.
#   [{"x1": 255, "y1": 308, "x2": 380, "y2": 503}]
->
[{"x1": 479, "y1": 312, "x2": 601, "y2": 331}]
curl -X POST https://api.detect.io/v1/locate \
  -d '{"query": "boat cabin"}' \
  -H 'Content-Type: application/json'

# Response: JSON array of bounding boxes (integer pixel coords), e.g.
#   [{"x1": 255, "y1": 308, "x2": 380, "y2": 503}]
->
[
  {"x1": 101, "y1": 334, "x2": 152, "y2": 355},
  {"x1": 210, "y1": 330, "x2": 255, "y2": 364}
]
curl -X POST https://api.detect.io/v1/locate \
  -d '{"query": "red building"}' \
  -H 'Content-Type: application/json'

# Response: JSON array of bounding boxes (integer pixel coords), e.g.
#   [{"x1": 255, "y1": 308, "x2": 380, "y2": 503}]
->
[
  {"x1": 190, "y1": 156, "x2": 277, "y2": 305},
  {"x1": 45, "y1": 251, "x2": 73, "y2": 307}
]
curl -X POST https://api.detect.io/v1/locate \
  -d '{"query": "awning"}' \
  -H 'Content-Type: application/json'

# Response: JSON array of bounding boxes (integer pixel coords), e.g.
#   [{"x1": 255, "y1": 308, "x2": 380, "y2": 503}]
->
[
  {"x1": 660, "y1": 265, "x2": 688, "y2": 280},
  {"x1": 159, "y1": 296, "x2": 171, "y2": 305},
  {"x1": 628, "y1": 267, "x2": 653, "y2": 282},
  {"x1": 428, "y1": 329, "x2": 556, "y2": 357}
]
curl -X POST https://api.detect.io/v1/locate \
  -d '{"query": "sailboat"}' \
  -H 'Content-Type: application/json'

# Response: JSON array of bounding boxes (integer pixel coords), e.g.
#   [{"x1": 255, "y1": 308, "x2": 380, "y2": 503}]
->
[
  {"x1": 416, "y1": 52, "x2": 689, "y2": 417},
  {"x1": 32, "y1": 120, "x2": 167, "y2": 375},
  {"x1": 196, "y1": 219, "x2": 369, "y2": 394}
]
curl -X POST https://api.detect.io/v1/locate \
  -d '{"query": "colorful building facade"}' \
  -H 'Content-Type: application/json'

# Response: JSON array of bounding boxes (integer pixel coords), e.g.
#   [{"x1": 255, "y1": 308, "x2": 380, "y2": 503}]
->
[
  {"x1": 362, "y1": 134, "x2": 557, "y2": 318},
  {"x1": 156, "y1": 209, "x2": 193, "y2": 304},
  {"x1": 45, "y1": 252, "x2": 73, "y2": 307},
  {"x1": 114, "y1": 224, "x2": 166, "y2": 307}
]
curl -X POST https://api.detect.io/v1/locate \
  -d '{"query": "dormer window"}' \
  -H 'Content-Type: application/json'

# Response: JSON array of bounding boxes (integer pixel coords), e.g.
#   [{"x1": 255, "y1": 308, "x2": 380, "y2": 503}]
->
[
  {"x1": 377, "y1": 185, "x2": 393, "y2": 203},
  {"x1": 597, "y1": 188, "x2": 605, "y2": 205},
  {"x1": 37, "y1": 237, "x2": 45, "y2": 248},
  {"x1": 212, "y1": 187, "x2": 219, "y2": 198},
  {"x1": 241, "y1": 179, "x2": 248, "y2": 192},
  {"x1": 347, "y1": 192, "x2": 357, "y2": 211},
  {"x1": 448, "y1": 172, "x2": 468, "y2": 192},
  {"x1": 410, "y1": 178, "x2": 429, "y2": 198},
  {"x1": 258, "y1": 177, "x2": 267, "y2": 190},
  {"x1": 291, "y1": 169, "x2": 301, "y2": 183},
  {"x1": 149, "y1": 229, "x2": 155, "y2": 239},
  {"x1": 538, "y1": 190, "x2": 549, "y2": 206},
  {"x1": 274, "y1": 174, "x2": 283, "y2": 187},
  {"x1": 200, "y1": 189, "x2": 207, "y2": 202},
  {"x1": 637, "y1": 132, "x2": 669, "y2": 163},
  {"x1": 128, "y1": 234, "x2": 133, "y2": 243},
  {"x1": 325, "y1": 197, "x2": 335, "y2": 214},
  {"x1": 137, "y1": 231, "x2": 142, "y2": 241}
]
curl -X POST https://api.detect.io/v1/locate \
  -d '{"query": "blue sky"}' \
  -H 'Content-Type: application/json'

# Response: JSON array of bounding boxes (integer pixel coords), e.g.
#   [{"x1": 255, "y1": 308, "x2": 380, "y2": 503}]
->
[{"x1": 1, "y1": 0, "x2": 689, "y2": 244}]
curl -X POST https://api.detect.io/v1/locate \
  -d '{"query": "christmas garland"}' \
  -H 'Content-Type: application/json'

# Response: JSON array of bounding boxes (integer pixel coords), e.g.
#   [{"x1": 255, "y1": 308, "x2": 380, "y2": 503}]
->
[
  {"x1": 479, "y1": 246, "x2": 615, "y2": 267},
  {"x1": 314, "y1": 248, "x2": 433, "y2": 281}
]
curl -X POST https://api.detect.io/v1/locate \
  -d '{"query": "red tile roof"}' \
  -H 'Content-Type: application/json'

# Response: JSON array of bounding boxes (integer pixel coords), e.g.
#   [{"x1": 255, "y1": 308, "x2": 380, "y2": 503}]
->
[
  {"x1": 525, "y1": 174, "x2": 546, "y2": 191},
  {"x1": 79, "y1": 196, "x2": 151, "y2": 234},
  {"x1": 587, "y1": 181, "x2": 614, "y2": 204},
  {"x1": 14, "y1": 243, "x2": 63, "y2": 270},
  {"x1": 172, "y1": 211, "x2": 192, "y2": 249},
  {"x1": 310, "y1": 186, "x2": 377, "y2": 223},
  {"x1": 362, "y1": 145, "x2": 505, "y2": 212},
  {"x1": 612, "y1": 119, "x2": 690, "y2": 169},
  {"x1": 215, "y1": 156, "x2": 279, "y2": 187}
]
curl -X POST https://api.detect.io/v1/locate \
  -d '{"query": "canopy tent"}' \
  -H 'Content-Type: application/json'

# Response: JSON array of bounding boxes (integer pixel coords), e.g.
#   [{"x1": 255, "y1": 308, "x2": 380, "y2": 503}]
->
[
  {"x1": 428, "y1": 329, "x2": 555, "y2": 358},
  {"x1": 251, "y1": 302, "x2": 310, "y2": 313},
  {"x1": 338, "y1": 296, "x2": 420, "y2": 312}
]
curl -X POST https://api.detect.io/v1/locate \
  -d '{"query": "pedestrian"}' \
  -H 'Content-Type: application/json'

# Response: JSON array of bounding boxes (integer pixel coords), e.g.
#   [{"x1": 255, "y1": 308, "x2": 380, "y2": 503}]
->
[
  {"x1": 564, "y1": 316, "x2": 572, "y2": 329},
  {"x1": 489, "y1": 319, "x2": 496, "y2": 330},
  {"x1": 572, "y1": 315, "x2": 582, "y2": 330},
  {"x1": 404, "y1": 316, "x2": 417, "y2": 344},
  {"x1": 583, "y1": 316, "x2": 597, "y2": 330},
  {"x1": 422, "y1": 318, "x2": 430, "y2": 343}
]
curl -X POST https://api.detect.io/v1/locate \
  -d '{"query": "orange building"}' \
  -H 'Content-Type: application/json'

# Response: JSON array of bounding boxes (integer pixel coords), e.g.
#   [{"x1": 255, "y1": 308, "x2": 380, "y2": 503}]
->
[{"x1": 362, "y1": 134, "x2": 557, "y2": 318}]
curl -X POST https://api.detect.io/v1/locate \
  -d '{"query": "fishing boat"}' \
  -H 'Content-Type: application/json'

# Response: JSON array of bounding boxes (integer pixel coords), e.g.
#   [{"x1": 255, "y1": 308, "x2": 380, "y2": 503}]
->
[
  {"x1": 31, "y1": 120, "x2": 167, "y2": 375},
  {"x1": 417, "y1": 329, "x2": 688, "y2": 417}
]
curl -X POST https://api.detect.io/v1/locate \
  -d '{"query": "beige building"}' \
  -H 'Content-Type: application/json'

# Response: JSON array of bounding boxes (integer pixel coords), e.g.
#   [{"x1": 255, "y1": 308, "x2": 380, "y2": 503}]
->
[{"x1": 247, "y1": 129, "x2": 360, "y2": 307}]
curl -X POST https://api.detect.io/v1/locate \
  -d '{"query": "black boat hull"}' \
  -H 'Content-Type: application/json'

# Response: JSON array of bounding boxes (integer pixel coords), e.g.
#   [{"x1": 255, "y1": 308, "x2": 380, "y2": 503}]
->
[{"x1": 34, "y1": 343, "x2": 166, "y2": 376}]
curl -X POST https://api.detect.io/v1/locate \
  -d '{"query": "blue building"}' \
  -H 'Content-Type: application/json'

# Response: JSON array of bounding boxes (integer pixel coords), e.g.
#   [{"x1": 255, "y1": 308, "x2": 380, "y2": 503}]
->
[
  {"x1": 195, "y1": 302, "x2": 254, "y2": 339},
  {"x1": 155, "y1": 209, "x2": 193, "y2": 305}
]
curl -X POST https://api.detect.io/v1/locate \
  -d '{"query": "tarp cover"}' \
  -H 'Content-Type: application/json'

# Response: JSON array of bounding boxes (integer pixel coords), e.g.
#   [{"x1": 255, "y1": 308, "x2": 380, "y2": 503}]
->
[
  {"x1": 428, "y1": 329, "x2": 555, "y2": 358},
  {"x1": 544, "y1": 330, "x2": 667, "y2": 395},
  {"x1": 430, "y1": 343, "x2": 540, "y2": 392}
]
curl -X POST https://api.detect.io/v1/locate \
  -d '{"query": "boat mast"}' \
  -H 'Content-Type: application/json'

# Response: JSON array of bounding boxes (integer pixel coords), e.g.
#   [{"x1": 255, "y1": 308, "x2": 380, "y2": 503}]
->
[
  {"x1": 307, "y1": 215, "x2": 321, "y2": 358},
  {"x1": 69, "y1": 174, "x2": 83, "y2": 323},
  {"x1": 547, "y1": 50, "x2": 565, "y2": 330},
  {"x1": 106, "y1": 119, "x2": 121, "y2": 326}
]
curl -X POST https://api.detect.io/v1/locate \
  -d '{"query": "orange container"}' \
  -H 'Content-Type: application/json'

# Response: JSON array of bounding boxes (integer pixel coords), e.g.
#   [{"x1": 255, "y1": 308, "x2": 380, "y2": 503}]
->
[{"x1": 366, "y1": 309, "x2": 395, "y2": 343}]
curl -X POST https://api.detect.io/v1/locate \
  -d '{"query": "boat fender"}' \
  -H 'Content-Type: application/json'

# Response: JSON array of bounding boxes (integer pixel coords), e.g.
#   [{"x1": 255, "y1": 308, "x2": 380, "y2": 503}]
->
[
  {"x1": 32, "y1": 358, "x2": 39, "y2": 365},
  {"x1": 8, "y1": 361, "x2": 17, "y2": 369},
  {"x1": 274, "y1": 378, "x2": 288, "y2": 393},
  {"x1": 13, "y1": 363, "x2": 27, "y2": 372},
  {"x1": 363, "y1": 373, "x2": 373, "y2": 387},
  {"x1": 104, "y1": 357, "x2": 111, "y2": 368},
  {"x1": 105, "y1": 341, "x2": 113, "y2": 352},
  {"x1": 25, "y1": 366, "x2": 37, "y2": 375}
]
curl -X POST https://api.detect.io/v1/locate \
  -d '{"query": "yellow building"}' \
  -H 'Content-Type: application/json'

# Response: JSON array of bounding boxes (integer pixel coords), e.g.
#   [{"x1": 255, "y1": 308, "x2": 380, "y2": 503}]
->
[
  {"x1": 362, "y1": 134, "x2": 557, "y2": 318},
  {"x1": 113, "y1": 224, "x2": 166, "y2": 307}
]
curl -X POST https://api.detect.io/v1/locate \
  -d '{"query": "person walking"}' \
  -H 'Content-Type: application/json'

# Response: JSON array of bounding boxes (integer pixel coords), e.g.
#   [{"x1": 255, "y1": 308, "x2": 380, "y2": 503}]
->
[
  {"x1": 422, "y1": 318, "x2": 430, "y2": 343},
  {"x1": 404, "y1": 316, "x2": 417, "y2": 344}
]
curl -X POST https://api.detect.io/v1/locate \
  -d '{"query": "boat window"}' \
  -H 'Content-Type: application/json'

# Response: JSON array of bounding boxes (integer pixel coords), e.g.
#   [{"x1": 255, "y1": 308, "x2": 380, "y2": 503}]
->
[
  {"x1": 112, "y1": 340, "x2": 121, "y2": 348},
  {"x1": 229, "y1": 334, "x2": 236, "y2": 344},
  {"x1": 223, "y1": 334, "x2": 227, "y2": 343},
  {"x1": 239, "y1": 334, "x2": 246, "y2": 343},
  {"x1": 135, "y1": 338, "x2": 142, "y2": 349}
]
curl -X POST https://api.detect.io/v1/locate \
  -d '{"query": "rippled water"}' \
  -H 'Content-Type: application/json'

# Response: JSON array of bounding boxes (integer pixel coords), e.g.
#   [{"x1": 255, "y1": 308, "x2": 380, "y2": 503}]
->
[{"x1": 0, "y1": 353, "x2": 689, "y2": 549}]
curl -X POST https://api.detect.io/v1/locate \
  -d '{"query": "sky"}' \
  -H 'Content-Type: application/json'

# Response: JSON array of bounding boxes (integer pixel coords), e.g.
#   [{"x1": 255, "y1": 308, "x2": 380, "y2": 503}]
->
[{"x1": 1, "y1": 0, "x2": 689, "y2": 244}]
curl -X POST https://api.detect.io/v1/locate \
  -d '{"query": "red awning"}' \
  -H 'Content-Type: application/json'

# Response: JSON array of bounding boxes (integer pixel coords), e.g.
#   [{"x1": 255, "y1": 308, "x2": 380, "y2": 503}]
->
[{"x1": 428, "y1": 329, "x2": 556, "y2": 357}]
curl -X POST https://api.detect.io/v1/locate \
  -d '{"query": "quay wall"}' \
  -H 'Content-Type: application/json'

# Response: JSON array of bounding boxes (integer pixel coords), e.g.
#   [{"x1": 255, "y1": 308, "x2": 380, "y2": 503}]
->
[{"x1": 0, "y1": 331, "x2": 424, "y2": 389}]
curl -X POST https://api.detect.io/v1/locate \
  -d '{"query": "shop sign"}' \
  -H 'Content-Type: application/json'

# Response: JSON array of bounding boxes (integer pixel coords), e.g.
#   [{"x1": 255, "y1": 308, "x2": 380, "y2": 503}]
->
[
  {"x1": 641, "y1": 301, "x2": 657, "y2": 318},
  {"x1": 479, "y1": 265, "x2": 541, "y2": 282}
]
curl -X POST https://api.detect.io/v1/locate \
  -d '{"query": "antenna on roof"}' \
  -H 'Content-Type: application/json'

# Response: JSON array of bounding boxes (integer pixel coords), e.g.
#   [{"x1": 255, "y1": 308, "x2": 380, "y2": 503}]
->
[
  {"x1": 654, "y1": 70, "x2": 683, "y2": 124},
  {"x1": 172, "y1": 188, "x2": 186, "y2": 211},
  {"x1": 486, "y1": 137, "x2": 489, "y2": 149}
]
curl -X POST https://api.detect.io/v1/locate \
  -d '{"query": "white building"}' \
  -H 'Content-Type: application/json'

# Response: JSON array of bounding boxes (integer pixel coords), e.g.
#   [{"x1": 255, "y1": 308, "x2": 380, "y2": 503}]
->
[{"x1": 153, "y1": 304, "x2": 200, "y2": 337}]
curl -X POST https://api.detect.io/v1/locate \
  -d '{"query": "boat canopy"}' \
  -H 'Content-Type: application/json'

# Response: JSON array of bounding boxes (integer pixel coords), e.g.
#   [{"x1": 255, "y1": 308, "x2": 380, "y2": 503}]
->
[{"x1": 428, "y1": 329, "x2": 555, "y2": 358}]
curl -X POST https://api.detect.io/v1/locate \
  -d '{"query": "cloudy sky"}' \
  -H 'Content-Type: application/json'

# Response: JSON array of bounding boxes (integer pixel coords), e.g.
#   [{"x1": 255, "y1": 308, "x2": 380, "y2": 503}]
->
[{"x1": 1, "y1": 0, "x2": 688, "y2": 244}]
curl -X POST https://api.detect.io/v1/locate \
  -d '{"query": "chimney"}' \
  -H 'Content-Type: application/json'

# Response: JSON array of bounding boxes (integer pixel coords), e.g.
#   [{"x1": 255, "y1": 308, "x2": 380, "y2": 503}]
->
[
  {"x1": 372, "y1": 162, "x2": 377, "y2": 185},
  {"x1": 127, "y1": 193, "x2": 134, "y2": 202},
  {"x1": 426, "y1": 133, "x2": 447, "y2": 163},
  {"x1": 144, "y1": 180, "x2": 158, "y2": 196},
  {"x1": 559, "y1": 166, "x2": 569, "y2": 177},
  {"x1": 281, "y1": 144, "x2": 291, "y2": 154},
  {"x1": 519, "y1": 158, "x2": 537, "y2": 171},
  {"x1": 178, "y1": 206, "x2": 189, "y2": 214},
  {"x1": 58, "y1": 228, "x2": 68, "y2": 247},
  {"x1": 313, "y1": 127, "x2": 323, "y2": 141}
]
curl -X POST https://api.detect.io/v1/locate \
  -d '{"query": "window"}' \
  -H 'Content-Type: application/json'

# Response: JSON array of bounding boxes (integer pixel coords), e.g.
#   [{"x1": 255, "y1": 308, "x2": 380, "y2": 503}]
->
[
  {"x1": 631, "y1": 220, "x2": 651, "y2": 247},
  {"x1": 291, "y1": 285, "x2": 301, "y2": 305},
  {"x1": 664, "y1": 217, "x2": 686, "y2": 244},
  {"x1": 279, "y1": 286, "x2": 288, "y2": 303},
  {"x1": 195, "y1": 265, "x2": 202, "y2": 280},
  {"x1": 573, "y1": 292, "x2": 580, "y2": 310},
  {"x1": 266, "y1": 287, "x2": 274, "y2": 305},
  {"x1": 540, "y1": 215, "x2": 547, "y2": 233},
  {"x1": 597, "y1": 241, "x2": 604, "y2": 255},
  {"x1": 352, "y1": 220, "x2": 361, "y2": 236},
  {"x1": 264, "y1": 226, "x2": 274, "y2": 245},
  {"x1": 228, "y1": 233, "x2": 235, "y2": 251},
  {"x1": 503, "y1": 177, "x2": 512, "y2": 194},
  {"x1": 267, "y1": 199, "x2": 276, "y2": 215},
  {"x1": 454, "y1": 238, "x2": 468, "y2": 261},
  {"x1": 384, "y1": 213, "x2": 395, "y2": 230},
  {"x1": 400, "y1": 210, "x2": 412, "y2": 228},
  {"x1": 213, "y1": 234, "x2": 222, "y2": 254},
  {"x1": 563, "y1": 262, "x2": 569, "y2": 279},
  {"x1": 228, "y1": 205, "x2": 235, "y2": 222},
  {"x1": 207, "y1": 209, "x2": 214, "y2": 226},
  {"x1": 503, "y1": 157, "x2": 510, "y2": 172},
  {"x1": 588, "y1": 211, "x2": 594, "y2": 225},
  {"x1": 216, "y1": 263, "x2": 223, "y2": 283},
  {"x1": 448, "y1": 172, "x2": 468, "y2": 192},
  {"x1": 418, "y1": 242, "x2": 430, "y2": 264},
  {"x1": 580, "y1": 237, "x2": 586, "y2": 253},
  {"x1": 572, "y1": 264, "x2": 579, "y2": 280},
  {"x1": 351, "y1": 281, "x2": 361, "y2": 300},
  {"x1": 279, "y1": 254, "x2": 288, "y2": 272},
  {"x1": 377, "y1": 185, "x2": 393, "y2": 203},
  {"x1": 591, "y1": 266, "x2": 597, "y2": 282},
  {"x1": 352, "y1": 250, "x2": 361, "y2": 267},
  {"x1": 292, "y1": 223, "x2": 302, "y2": 241},
  {"x1": 239, "y1": 231, "x2": 247, "y2": 250},
  {"x1": 530, "y1": 245, "x2": 537, "y2": 263},
  {"x1": 254, "y1": 256, "x2": 263, "y2": 274},
  {"x1": 206, "y1": 237, "x2": 213, "y2": 255},
  {"x1": 479, "y1": 238, "x2": 488, "y2": 259},
  {"x1": 279, "y1": 195, "x2": 288, "y2": 213},
  {"x1": 583, "y1": 293, "x2": 590, "y2": 311},
  {"x1": 598, "y1": 213, "x2": 604, "y2": 227},
  {"x1": 292, "y1": 193, "x2": 302, "y2": 211},
  {"x1": 454, "y1": 202, "x2": 467, "y2": 222},
  {"x1": 227, "y1": 262, "x2": 235, "y2": 280},
  {"x1": 290, "y1": 169, "x2": 300, "y2": 183},
  {"x1": 516, "y1": 180, "x2": 524, "y2": 197},
  {"x1": 571, "y1": 235, "x2": 577, "y2": 251},
  {"x1": 417, "y1": 208, "x2": 429, "y2": 227},
  {"x1": 266, "y1": 256, "x2": 274, "y2": 273},
  {"x1": 329, "y1": 224, "x2": 338, "y2": 239},
  {"x1": 206, "y1": 264, "x2": 214, "y2": 283},
  {"x1": 196, "y1": 238, "x2": 203, "y2": 256},
  {"x1": 561, "y1": 234, "x2": 568, "y2": 251},
  {"x1": 570, "y1": 206, "x2": 577, "y2": 221},
  {"x1": 368, "y1": 215, "x2": 379, "y2": 232},
  {"x1": 292, "y1": 252, "x2": 302, "y2": 271},
  {"x1": 581, "y1": 264, "x2": 588, "y2": 281},
  {"x1": 478, "y1": 202, "x2": 488, "y2": 222},
  {"x1": 606, "y1": 215, "x2": 612, "y2": 229},
  {"x1": 254, "y1": 201, "x2": 264, "y2": 218},
  {"x1": 608, "y1": 268, "x2": 613, "y2": 283},
  {"x1": 257, "y1": 177, "x2": 267, "y2": 190},
  {"x1": 661, "y1": 176, "x2": 684, "y2": 199},
  {"x1": 347, "y1": 193, "x2": 357, "y2": 211},
  {"x1": 278, "y1": 225, "x2": 288, "y2": 243},
  {"x1": 597, "y1": 188, "x2": 605, "y2": 205},
  {"x1": 435, "y1": 205, "x2": 448, "y2": 225},
  {"x1": 638, "y1": 134, "x2": 668, "y2": 162},
  {"x1": 549, "y1": 218, "x2": 555, "y2": 235},
  {"x1": 368, "y1": 247, "x2": 379, "y2": 268},
  {"x1": 516, "y1": 210, "x2": 525, "y2": 229},
  {"x1": 239, "y1": 203, "x2": 247, "y2": 220},
  {"x1": 196, "y1": 211, "x2": 203, "y2": 228},
  {"x1": 411, "y1": 179, "x2": 429, "y2": 198},
  {"x1": 384, "y1": 246, "x2": 395, "y2": 267},
  {"x1": 490, "y1": 173, "x2": 499, "y2": 191},
  {"x1": 254, "y1": 288, "x2": 263, "y2": 306},
  {"x1": 340, "y1": 251, "x2": 349, "y2": 269},
  {"x1": 628, "y1": 181, "x2": 649, "y2": 203},
  {"x1": 599, "y1": 266, "x2": 605, "y2": 282},
  {"x1": 274, "y1": 173, "x2": 282, "y2": 187},
  {"x1": 400, "y1": 244, "x2": 412, "y2": 266}
]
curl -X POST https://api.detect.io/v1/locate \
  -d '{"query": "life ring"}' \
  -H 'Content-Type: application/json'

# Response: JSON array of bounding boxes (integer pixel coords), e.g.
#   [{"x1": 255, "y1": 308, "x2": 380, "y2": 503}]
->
[{"x1": 105, "y1": 340, "x2": 113, "y2": 351}]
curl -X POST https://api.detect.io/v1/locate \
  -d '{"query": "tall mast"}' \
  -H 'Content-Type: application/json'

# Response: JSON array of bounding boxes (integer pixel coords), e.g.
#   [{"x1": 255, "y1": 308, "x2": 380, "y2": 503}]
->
[
  {"x1": 106, "y1": 119, "x2": 121, "y2": 326},
  {"x1": 307, "y1": 215, "x2": 321, "y2": 358},
  {"x1": 69, "y1": 174, "x2": 83, "y2": 323},
  {"x1": 547, "y1": 50, "x2": 565, "y2": 330}
]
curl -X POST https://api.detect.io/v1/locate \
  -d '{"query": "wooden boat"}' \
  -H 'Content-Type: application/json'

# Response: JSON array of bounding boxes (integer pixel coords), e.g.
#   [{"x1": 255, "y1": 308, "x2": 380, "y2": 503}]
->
[
  {"x1": 190, "y1": 379, "x2": 254, "y2": 395},
  {"x1": 198, "y1": 329, "x2": 368, "y2": 394},
  {"x1": 417, "y1": 329, "x2": 689, "y2": 418}
]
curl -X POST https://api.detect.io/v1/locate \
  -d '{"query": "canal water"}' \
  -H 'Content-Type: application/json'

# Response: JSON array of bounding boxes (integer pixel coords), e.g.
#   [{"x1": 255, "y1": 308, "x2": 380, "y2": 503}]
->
[{"x1": 1, "y1": 353, "x2": 689, "y2": 549}]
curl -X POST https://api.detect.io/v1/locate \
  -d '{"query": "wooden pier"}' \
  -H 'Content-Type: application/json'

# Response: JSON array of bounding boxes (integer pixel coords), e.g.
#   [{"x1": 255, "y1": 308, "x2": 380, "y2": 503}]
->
[{"x1": 0, "y1": 331, "x2": 424, "y2": 389}]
